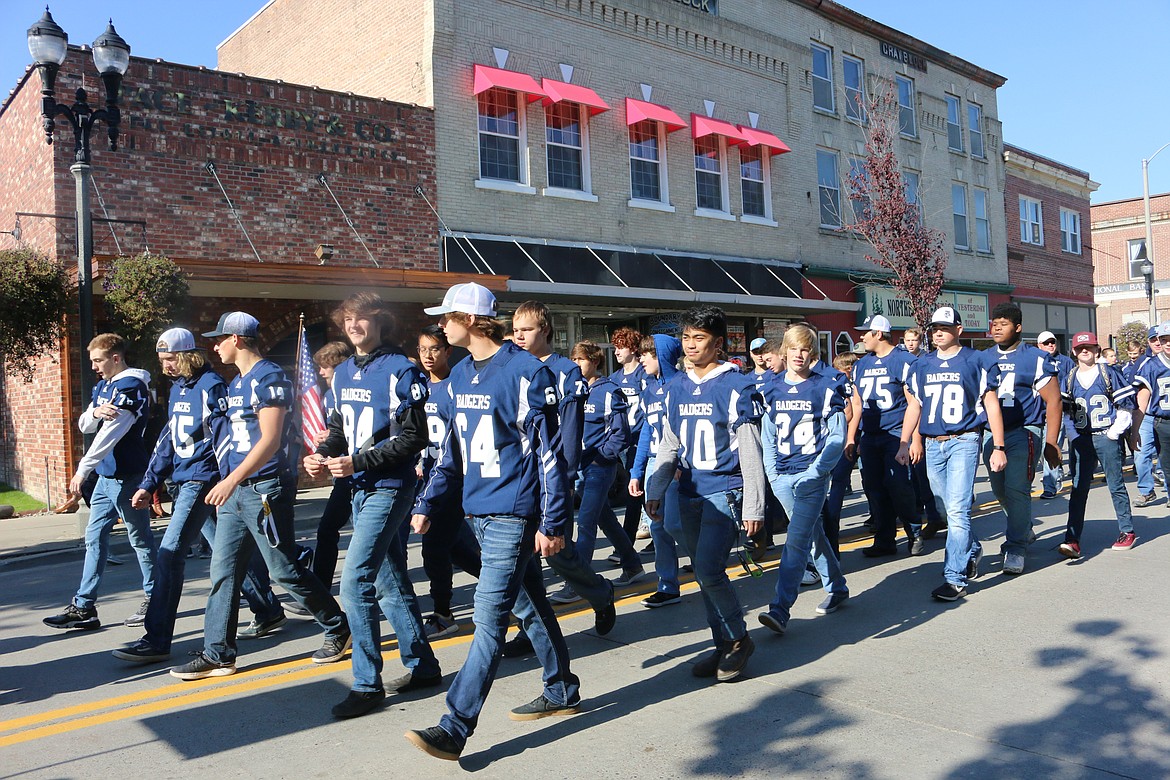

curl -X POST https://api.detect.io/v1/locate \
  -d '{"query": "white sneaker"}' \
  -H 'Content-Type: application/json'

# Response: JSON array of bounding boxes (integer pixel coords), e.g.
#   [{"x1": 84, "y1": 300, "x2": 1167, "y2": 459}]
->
[
  {"x1": 800, "y1": 568, "x2": 819, "y2": 586},
  {"x1": 548, "y1": 584, "x2": 581, "y2": 604},
  {"x1": 614, "y1": 566, "x2": 649, "y2": 586},
  {"x1": 635, "y1": 524, "x2": 652, "y2": 540},
  {"x1": 1003, "y1": 552, "x2": 1025, "y2": 575}
]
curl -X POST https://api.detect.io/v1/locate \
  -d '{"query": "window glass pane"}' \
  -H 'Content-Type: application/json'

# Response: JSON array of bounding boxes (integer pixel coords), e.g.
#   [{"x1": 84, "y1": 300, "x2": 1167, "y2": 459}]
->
[
  {"x1": 740, "y1": 146, "x2": 766, "y2": 217},
  {"x1": 548, "y1": 144, "x2": 583, "y2": 190},
  {"x1": 480, "y1": 133, "x2": 520, "y2": 181},
  {"x1": 546, "y1": 101, "x2": 583, "y2": 191},
  {"x1": 952, "y1": 184, "x2": 968, "y2": 248},
  {"x1": 695, "y1": 135, "x2": 723, "y2": 211},
  {"x1": 817, "y1": 150, "x2": 840, "y2": 227},
  {"x1": 896, "y1": 76, "x2": 916, "y2": 136},
  {"x1": 629, "y1": 120, "x2": 658, "y2": 161},
  {"x1": 629, "y1": 120, "x2": 662, "y2": 202},
  {"x1": 844, "y1": 57, "x2": 864, "y2": 122},
  {"x1": 946, "y1": 95, "x2": 963, "y2": 152},
  {"x1": 477, "y1": 88, "x2": 518, "y2": 136},
  {"x1": 478, "y1": 88, "x2": 521, "y2": 182},
  {"x1": 545, "y1": 102, "x2": 581, "y2": 148},
  {"x1": 849, "y1": 157, "x2": 870, "y2": 222},
  {"x1": 811, "y1": 44, "x2": 834, "y2": 111},
  {"x1": 974, "y1": 189, "x2": 991, "y2": 252},
  {"x1": 968, "y1": 104, "x2": 984, "y2": 158}
]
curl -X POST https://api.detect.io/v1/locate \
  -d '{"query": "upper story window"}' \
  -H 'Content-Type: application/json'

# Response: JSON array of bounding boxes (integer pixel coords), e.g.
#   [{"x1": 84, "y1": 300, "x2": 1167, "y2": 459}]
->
[
  {"x1": 903, "y1": 170, "x2": 922, "y2": 223},
  {"x1": 811, "y1": 43, "x2": 834, "y2": 113},
  {"x1": 848, "y1": 157, "x2": 871, "y2": 222},
  {"x1": 817, "y1": 149, "x2": 841, "y2": 228},
  {"x1": 694, "y1": 135, "x2": 728, "y2": 214},
  {"x1": 478, "y1": 87, "x2": 524, "y2": 183},
  {"x1": 843, "y1": 56, "x2": 866, "y2": 123},
  {"x1": 1129, "y1": 238, "x2": 1148, "y2": 279},
  {"x1": 545, "y1": 100, "x2": 588, "y2": 193},
  {"x1": 945, "y1": 95, "x2": 963, "y2": 153},
  {"x1": 968, "y1": 103, "x2": 985, "y2": 159},
  {"x1": 973, "y1": 188, "x2": 991, "y2": 253},
  {"x1": 1019, "y1": 196, "x2": 1043, "y2": 245},
  {"x1": 1060, "y1": 208, "x2": 1082, "y2": 254},
  {"x1": 896, "y1": 75, "x2": 916, "y2": 138},
  {"x1": 629, "y1": 120, "x2": 666, "y2": 204},
  {"x1": 740, "y1": 145, "x2": 771, "y2": 220},
  {"x1": 952, "y1": 183, "x2": 969, "y2": 250}
]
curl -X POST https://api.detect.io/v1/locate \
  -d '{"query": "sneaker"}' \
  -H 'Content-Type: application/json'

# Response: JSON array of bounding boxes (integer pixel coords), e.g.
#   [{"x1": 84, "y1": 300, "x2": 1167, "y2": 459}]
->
[
  {"x1": 614, "y1": 565, "x2": 649, "y2": 586},
  {"x1": 238, "y1": 613, "x2": 288, "y2": 640},
  {"x1": 311, "y1": 632, "x2": 352, "y2": 664},
  {"x1": 716, "y1": 634, "x2": 755, "y2": 682},
  {"x1": 1156, "y1": 471, "x2": 1166, "y2": 487},
  {"x1": 508, "y1": 694, "x2": 581, "y2": 721},
  {"x1": 386, "y1": 670, "x2": 443, "y2": 694},
  {"x1": 816, "y1": 592, "x2": 848, "y2": 615},
  {"x1": 919, "y1": 520, "x2": 947, "y2": 540},
  {"x1": 1003, "y1": 552, "x2": 1025, "y2": 575},
  {"x1": 170, "y1": 652, "x2": 236, "y2": 680},
  {"x1": 548, "y1": 583, "x2": 581, "y2": 604},
  {"x1": 758, "y1": 611, "x2": 788, "y2": 635},
  {"x1": 332, "y1": 688, "x2": 386, "y2": 719},
  {"x1": 423, "y1": 612, "x2": 459, "y2": 639},
  {"x1": 861, "y1": 545, "x2": 898, "y2": 558},
  {"x1": 502, "y1": 632, "x2": 534, "y2": 658},
  {"x1": 692, "y1": 644, "x2": 729, "y2": 678},
  {"x1": 124, "y1": 598, "x2": 150, "y2": 627},
  {"x1": 111, "y1": 639, "x2": 170, "y2": 664},
  {"x1": 638, "y1": 541, "x2": 655, "y2": 557},
  {"x1": 595, "y1": 581, "x2": 617, "y2": 636},
  {"x1": 1134, "y1": 492, "x2": 1156, "y2": 508},
  {"x1": 800, "y1": 568, "x2": 819, "y2": 586},
  {"x1": 966, "y1": 547, "x2": 984, "y2": 580},
  {"x1": 640, "y1": 591, "x2": 681, "y2": 608},
  {"x1": 1039, "y1": 490, "x2": 1058, "y2": 500},
  {"x1": 910, "y1": 536, "x2": 926, "y2": 556},
  {"x1": 43, "y1": 604, "x2": 100, "y2": 631},
  {"x1": 931, "y1": 583, "x2": 966, "y2": 602},
  {"x1": 405, "y1": 726, "x2": 463, "y2": 761},
  {"x1": 635, "y1": 524, "x2": 652, "y2": 540},
  {"x1": 1059, "y1": 540, "x2": 1082, "y2": 559},
  {"x1": 1111, "y1": 532, "x2": 1138, "y2": 551},
  {"x1": 606, "y1": 553, "x2": 622, "y2": 565}
]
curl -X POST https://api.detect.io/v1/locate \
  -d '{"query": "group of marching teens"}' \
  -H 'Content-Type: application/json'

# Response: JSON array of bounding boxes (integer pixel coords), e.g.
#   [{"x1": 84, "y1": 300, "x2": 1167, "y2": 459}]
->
[{"x1": 40, "y1": 283, "x2": 1161, "y2": 761}]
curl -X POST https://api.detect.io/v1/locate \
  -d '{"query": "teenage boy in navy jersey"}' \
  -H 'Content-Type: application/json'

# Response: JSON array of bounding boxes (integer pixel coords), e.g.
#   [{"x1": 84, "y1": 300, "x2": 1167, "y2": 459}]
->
[
  {"x1": 1038, "y1": 331, "x2": 1077, "y2": 499},
  {"x1": 171, "y1": 312, "x2": 349, "y2": 681},
  {"x1": 897, "y1": 307, "x2": 1007, "y2": 602},
  {"x1": 305, "y1": 293, "x2": 441, "y2": 719},
  {"x1": 309, "y1": 340, "x2": 354, "y2": 591},
  {"x1": 407, "y1": 283, "x2": 580, "y2": 761},
  {"x1": 1131, "y1": 327, "x2": 1163, "y2": 507},
  {"x1": 45, "y1": 333, "x2": 156, "y2": 631},
  {"x1": 1135, "y1": 323, "x2": 1170, "y2": 513},
  {"x1": 1060, "y1": 332, "x2": 1137, "y2": 557},
  {"x1": 611, "y1": 326, "x2": 650, "y2": 542},
  {"x1": 981, "y1": 303, "x2": 1062, "y2": 575},
  {"x1": 646, "y1": 305, "x2": 766, "y2": 682}
]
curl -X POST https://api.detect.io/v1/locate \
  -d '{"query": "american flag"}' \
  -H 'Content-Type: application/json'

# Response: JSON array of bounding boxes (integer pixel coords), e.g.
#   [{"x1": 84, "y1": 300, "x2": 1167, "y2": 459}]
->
[{"x1": 297, "y1": 326, "x2": 327, "y2": 452}]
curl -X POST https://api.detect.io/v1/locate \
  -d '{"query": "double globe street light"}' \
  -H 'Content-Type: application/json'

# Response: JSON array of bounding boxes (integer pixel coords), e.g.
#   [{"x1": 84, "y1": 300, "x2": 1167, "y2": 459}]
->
[{"x1": 27, "y1": 6, "x2": 130, "y2": 400}]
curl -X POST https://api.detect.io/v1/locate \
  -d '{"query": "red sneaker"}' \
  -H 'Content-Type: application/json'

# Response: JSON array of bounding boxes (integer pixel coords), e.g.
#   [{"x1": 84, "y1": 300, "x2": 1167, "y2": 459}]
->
[
  {"x1": 1059, "y1": 541, "x2": 1082, "y2": 559},
  {"x1": 1111, "y1": 532, "x2": 1137, "y2": 551}
]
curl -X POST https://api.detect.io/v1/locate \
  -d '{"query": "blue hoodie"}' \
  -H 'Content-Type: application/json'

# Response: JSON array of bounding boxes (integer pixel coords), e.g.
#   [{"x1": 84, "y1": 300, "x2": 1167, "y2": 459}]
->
[{"x1": 631, "y1": 334, "x2": 683, "y2": 482}]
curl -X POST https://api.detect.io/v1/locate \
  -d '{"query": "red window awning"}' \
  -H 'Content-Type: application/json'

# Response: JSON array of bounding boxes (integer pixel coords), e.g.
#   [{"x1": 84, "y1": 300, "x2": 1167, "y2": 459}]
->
[
  {"x1": 625, "y1": 98, "x2": 687, "y2": 133},
  {"x1": 738, "y1": 125, "x2": 792, "y2": 155},
  {"x1": 691, "y1": 114, "x2": 750, "y2": 144},
  {"x1": 473, "y1": 64, "x2": 545, "y2": 102},
  {"x1": 541, "y1": 79, "x2": 609, "y2": 114}
]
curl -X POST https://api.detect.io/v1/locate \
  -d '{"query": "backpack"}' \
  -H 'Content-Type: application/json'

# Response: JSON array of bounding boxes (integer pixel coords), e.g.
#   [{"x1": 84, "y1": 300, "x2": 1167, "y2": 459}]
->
[{"x1": 1065, "y1": 363, "x2": 1114, "y2": 402}]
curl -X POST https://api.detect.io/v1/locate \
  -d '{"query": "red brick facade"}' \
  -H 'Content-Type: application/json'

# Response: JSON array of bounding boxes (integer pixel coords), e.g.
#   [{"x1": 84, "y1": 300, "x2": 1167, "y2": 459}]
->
[{"x1": 1091, "y1": 193, "x2": 1170, "y2": 344}]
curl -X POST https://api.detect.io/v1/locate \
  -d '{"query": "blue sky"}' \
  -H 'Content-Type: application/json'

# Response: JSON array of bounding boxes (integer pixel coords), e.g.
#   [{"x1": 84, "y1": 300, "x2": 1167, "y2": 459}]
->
[{"x1": 3, "y1": 0, "x2": 1167, "y2": 203}]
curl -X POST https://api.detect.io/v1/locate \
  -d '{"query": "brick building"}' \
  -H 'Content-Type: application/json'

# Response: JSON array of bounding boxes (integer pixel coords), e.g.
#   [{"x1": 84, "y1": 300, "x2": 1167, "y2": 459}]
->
[
  {"x1": 0, "y1": 50, "x2": 478, "y2": 494},
  {"x1": 218, "y1": 0, "x2": 1010, "y2": 358},
  {"x1": 1091, "y1": 192, "x2": 1170, "y2": 346},
  {"x1": 1002, "y1": 144, "x2": 1098, "y2": 350}
]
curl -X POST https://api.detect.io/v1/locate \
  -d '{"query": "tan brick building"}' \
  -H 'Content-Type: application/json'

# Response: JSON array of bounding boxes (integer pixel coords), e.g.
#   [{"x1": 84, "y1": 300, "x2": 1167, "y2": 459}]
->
[
  {"x1": 1091, "y1": 192, "x2": 1170, "y2": 347},
  {"x1": 219, "y1": 0, "x2": 1010, "y2": 356}
]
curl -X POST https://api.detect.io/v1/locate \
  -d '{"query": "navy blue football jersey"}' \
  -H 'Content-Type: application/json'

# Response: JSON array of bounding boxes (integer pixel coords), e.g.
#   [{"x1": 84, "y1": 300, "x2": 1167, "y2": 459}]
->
[
  {"x1": 1068, "y1": 364, "x2": 1135, "y2": 432},
  {"x1": 86, "y1": 370, "x2": 153, "y2": 477},
  {"x1": 580, "y1": 376, "x2": 629, "y2": 468},
  {"x1": 854, "y1": 349, "x2": 917, "y2": 435},
  {"x1": 762, "y1": 373, "x2": 846, "y2": 474},
  {"x1": 543, "y1": 352, "x2": 589, "y2": 472},
  {"x1": 1134, "y1": 353, "x2": 1170, "y2": 419},
  {"x1": 981, "y1": 343, "x2": 1056, "y2": 430},
  {"x1": 610, "y1": 364, "x2": 647, "y2": 436},
  {"x1": 907, "y1": 348, "x2": 998, "y2": 437},
  {"x1": 141, "y1": 367, "x2": 227, "y2": 491},
  {"x1": 422, "y1": 374, "x2": 451, "y2": 478},
  {"x1": 223, "y1": 359, "x2": 294, "y2": 479}
]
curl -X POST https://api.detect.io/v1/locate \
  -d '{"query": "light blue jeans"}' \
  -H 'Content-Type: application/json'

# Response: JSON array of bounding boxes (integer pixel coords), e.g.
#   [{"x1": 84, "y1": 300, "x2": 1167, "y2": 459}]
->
[
  {"x1": 767, "y1": 471, "x2": 847, "y2": 623},
  {"x1": 925, "y1": 433, "x2": 982, "y2": 588},
  {"x1": 1136, "y1": 414, "x2": 1158, "y2": 495},
  {"x1": 673, "y1": 489, "x2": 746, "y2": 647},
  {"x1": 74, "y1": 474, "x2": 156, "y2": 610},
  {"x1": 646, "y1": 456, "x2": 680, "y2": 595},
  {"x1": 983, "y1": 426, "x2": 1041, "y2": 557}
]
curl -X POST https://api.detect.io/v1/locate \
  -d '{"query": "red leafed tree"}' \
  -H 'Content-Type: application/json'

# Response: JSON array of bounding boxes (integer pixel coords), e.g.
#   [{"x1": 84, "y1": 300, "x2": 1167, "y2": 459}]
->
[{"x1": 845, "y1": 83, "x2": 948, "y2": 331}]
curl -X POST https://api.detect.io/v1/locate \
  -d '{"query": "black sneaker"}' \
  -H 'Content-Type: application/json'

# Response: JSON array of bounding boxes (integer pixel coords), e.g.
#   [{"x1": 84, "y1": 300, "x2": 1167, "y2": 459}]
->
[
  {"x1": 816, "y1": 592, "x2": 849, "y2": 615},
  {"x1": 502, "y1": 632, "x2": 534, "y2": 658},
  {"x1": 238, "y1": 613, "x2": 287, "y2": 640},
  {"x1": 386, "y1": 670, "x2": 443, "y2": 694},
  {"x1": 44, "y1": 604, "x2": 100, "y2": 631},
  {"x1": 909, "y1": 536, "x2": 926, "y2": 556},
  {"x1": 931, "y1": 583, "x2": 967, "y2": 602},
  {"x1": 508, "y1": 694, "x2": 581, "y2": 721},
  {"x1": 332, "y1": 688, "x2": 386, "y2": 719},
  {"x1": 111, "y1": 639, "x2": 170, "y2": 664},
  {"x1": 311, "y1": 632, "x2": 352, "y2": 664},
  {"x1": 758, "y1": 611, "x2": 787, "y2": 635},
  {"x1": 640, "y1": 591, "x2": 681, "y2": 608},
  {"x1": 595, "y1": 581, "x2": 616, "y2": 636},
  {"x1": 692, "y1": 644, "x2": 728, "y2": 678},
  {"x1": 170, "y1": 652, "x2": 236, "y2": 680},
  {"x1": 861, "y1": 545, "x2": 898, "y2": 558},
  {"x1": 919, "y1": 520, "x2": 947, "y2": 540},
  {"x1": 966, "y1": 546, "x2": 984, "y2": 580},
  {"x1": 716, "y1": 634, "x2": 755, "y2": 682},
  {"x1": 124, "y1": 599, "x2": 150, "y2": 627},
  {"x1": 405, "y1": 726, "x2": 463, "y2": 761}
]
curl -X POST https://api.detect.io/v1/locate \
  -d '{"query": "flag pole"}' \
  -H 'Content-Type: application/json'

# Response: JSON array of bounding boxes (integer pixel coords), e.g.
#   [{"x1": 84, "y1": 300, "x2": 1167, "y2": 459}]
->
[{"x1": 295, "y1": 312, "x2": 306, "y2": 452}]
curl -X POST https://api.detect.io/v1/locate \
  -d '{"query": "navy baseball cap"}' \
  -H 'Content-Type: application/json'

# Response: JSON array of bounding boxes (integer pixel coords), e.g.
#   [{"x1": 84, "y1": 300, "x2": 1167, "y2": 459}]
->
[
  {"x1": 203, "y1": 311, "x2": 260, "y2": 339},
  {"x1": 1149, "y1": 326, "x2": 1159, "y2": 341}
]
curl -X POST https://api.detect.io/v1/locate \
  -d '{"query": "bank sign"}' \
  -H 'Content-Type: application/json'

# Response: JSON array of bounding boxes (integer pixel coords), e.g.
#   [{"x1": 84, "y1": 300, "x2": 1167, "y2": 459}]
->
[
  {"x1": 666, "y1": 0, "x2": 717, "y2": 13},
  {"x1": 859, "y1": 285, "x2": 989, "y2": 331}
]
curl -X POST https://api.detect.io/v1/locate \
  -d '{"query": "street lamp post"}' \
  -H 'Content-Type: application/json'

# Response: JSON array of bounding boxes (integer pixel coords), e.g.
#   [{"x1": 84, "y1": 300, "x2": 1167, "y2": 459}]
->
[
  {"x1": 26, "y1": 7, "x2": 130, "y2": 402},
  {"x1": 1142, "y1": 141, "x2": 1170, "y2": 327},
  {"x1": 1141, "y1": 259, "x2": 1155, "y2": 324}
]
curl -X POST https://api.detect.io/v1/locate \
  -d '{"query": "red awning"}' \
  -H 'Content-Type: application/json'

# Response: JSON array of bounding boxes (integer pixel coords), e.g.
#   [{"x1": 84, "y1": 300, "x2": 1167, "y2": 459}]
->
[
  {"x1": 691, "y1": 114, "x2": 749, "y2": 144},
  {"x1": 541, "y1": 79, "x2": 609, "y2": 114},
  {"x1": 738, "y1": 125, "x2": 792, "y2": 155},
  {"x1": 473, "y1": 64, "x2": 546, "y2": 102},
  {"x1": 625, "y1": 98, "x2": 687, "y2": 133}
]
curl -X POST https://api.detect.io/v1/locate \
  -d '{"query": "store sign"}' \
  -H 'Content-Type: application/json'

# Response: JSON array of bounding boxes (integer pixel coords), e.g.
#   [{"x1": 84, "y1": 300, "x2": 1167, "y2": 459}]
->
[
  {"x1": 666, "y1": 0, "x2": 717, "y2": 14},
  {"x1": 859, "y1": 285, "x2": 988, "y2": 331},
  {"x1": 880, "y1": 40, "x2": 927, "y2": 72}
]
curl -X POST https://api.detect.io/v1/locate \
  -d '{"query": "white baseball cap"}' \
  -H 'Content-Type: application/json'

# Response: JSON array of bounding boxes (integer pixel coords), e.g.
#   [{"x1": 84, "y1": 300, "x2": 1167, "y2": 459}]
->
[
  {"x1": 929, "y1": 306, "x2": 962, "y2": 327},
  {"x1": 424, "y1": 282, "x2": 497, "y2": 317},
  {"x1": 156, "y1": 327, "x2": 196, "y2": 352},
  {"x1": 855, "y1": 314, "x2": 892, "y2": 333},
  {"x1": 1036, "y1": 331, "x2": 1058, "y2": 344}
]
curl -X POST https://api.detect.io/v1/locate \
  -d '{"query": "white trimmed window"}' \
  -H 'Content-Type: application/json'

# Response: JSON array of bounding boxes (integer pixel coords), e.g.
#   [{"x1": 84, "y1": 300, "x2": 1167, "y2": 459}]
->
[
  {"x1": 968, "y1": 103, "x2": 984, "y2": 159},
  {"x1": 896, "y1": 75, "x2": 916, "y2": 137},
  {"x1": 817, "y1": 149, "x2": 841, "y2": 228},
  {"x1": 629, "y1": 120, "x2": 668, "y2": 204},
  {"x1": 843, "y1": 56, "x2": 866, "y2": 123},
  {"x1": 545, "y1": 100, "x2": 589, "y2": 193},
  {"x1": 952, "y1": 183, "x2": 969, "y2": 249},
  {"x1": 477, "y1": 87, "x2": 525, "y2": 183},
  {"x1": 694, "y1": 135, "x2": 729, "y2": 214},
  {"x1": 903, "y1": 170, "x2": 922, "y2": 224},
  {"x1": 1060, "y1": 208, "x2": 1082, "y2": 254},
  {"x1": 848, "y1": 157, "x2": 870, "y2": 222},
  {"x1": 974, "y1": 188, "x2": 991, "y2": 252},
  {"x1": 946, "y1": 95, "x2": 963, "y2": 152},
  {"x1": 811, "y1": 43, "x2": 834, "y2": 113},
  {"x1": 1020, "y1": 196, "x2": 1043, "y2": 245},
  {"x1": 740, "y1": 145, "x2": 771, "y2": 220},
  {"x1": 1129, "y1": 239, "x2": 1148, "y2": 279}
]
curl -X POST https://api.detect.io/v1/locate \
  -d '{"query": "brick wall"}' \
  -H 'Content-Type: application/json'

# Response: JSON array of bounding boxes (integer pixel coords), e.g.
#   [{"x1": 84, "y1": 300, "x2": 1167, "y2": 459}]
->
[
  {"x1": 1091, "y1": 193, "x2": 1170, "y2": 342},
  {"x1": 1004, "y1": 172, "x2": 1094, "y2": 303}
]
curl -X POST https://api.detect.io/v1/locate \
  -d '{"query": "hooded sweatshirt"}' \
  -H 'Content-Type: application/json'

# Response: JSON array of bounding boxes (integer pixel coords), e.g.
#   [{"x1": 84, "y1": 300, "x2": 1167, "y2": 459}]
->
[
  {"x1": 630, "y1": 334, "x2": 683, "y2": 482},
  {"x1": 76, "y1": 367, "x2": 153, "y2": 480}
]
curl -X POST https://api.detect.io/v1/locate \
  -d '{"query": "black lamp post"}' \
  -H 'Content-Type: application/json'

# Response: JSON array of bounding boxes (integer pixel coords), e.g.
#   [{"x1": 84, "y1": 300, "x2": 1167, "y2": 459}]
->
[
  {"x1": 27, "y1": 6, "x2": 130, "y2": 401},
  {"x1": 1141, "y1": 258, "x2": 1156, "y2": 324}
]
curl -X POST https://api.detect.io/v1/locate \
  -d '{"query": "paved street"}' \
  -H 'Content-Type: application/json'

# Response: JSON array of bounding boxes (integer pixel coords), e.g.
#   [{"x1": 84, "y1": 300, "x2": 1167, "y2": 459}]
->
[{"x1": 2, "y1": 476, "x2": 1168, "y2": 779}]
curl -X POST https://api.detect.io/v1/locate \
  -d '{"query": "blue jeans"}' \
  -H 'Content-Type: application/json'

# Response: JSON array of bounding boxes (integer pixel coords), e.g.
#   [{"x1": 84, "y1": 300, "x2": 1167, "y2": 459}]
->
[
  {"x1": 344, "y1": 487, "x2": 439, "y2": 693},
  {"x1": 768, "y1": 471, "x2": 847, "y2": 622},
  {"x1": 543, "y1": 511, "x2": 613, "y2": 611},
  {"x1": 440, "y1": 514, "x2": 580, "y2": 747},
  {"x1": 860, "y1": 432, "x2": 920, "y2": 548},
  {"x1": 1042, "y1": 422, "x2": 1080, "y2": 494},
  {"x1": 203, "y1": 476, "x2": 347, "y2": 665},
  {"x1": 74, "y1": 474, "x2": 156, "y2": 610},
  {"x1": 1136, "y1": 414, "x2": 1158, "y2": 495},
  {"x1": 820, "y1": 453, "x2": 855, "y2": 557},
  {"x1": 575, "y1": 461, "x2": 640, "y2": 570},
  {"x1": 924, "y1": 433, "x2": 982, "y2": 588},
  {"x1": 983, "y1": 426, "x2": 1041, "y2": 557},
  {"x1": 312, "y1": 481, "x2": 352, "y2": 588},
  {"x1": 646, "y1": 456, "x2": 680, "y2": 595},
  {"x1": 673, "y1": 490, "x2": 746, "y2": 647},
  {"x1": 420, "y1": 492, "x2": 481, "y2": 616},
  {"x1": 1066, "y1": 433, "x2": 1133, "y2": 542}
]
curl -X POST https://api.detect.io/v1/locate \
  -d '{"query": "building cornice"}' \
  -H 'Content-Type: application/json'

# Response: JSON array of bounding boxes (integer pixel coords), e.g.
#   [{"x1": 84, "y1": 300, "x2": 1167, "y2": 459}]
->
[{"x1": 1004, "y1": 145, "x2": 1099, "y2": 199}]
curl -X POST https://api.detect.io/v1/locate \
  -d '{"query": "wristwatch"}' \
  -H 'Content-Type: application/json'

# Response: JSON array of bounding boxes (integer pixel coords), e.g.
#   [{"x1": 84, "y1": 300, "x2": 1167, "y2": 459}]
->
[{"x1": 993, "y1": 445, "x2": 1006, "y2": 451}]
